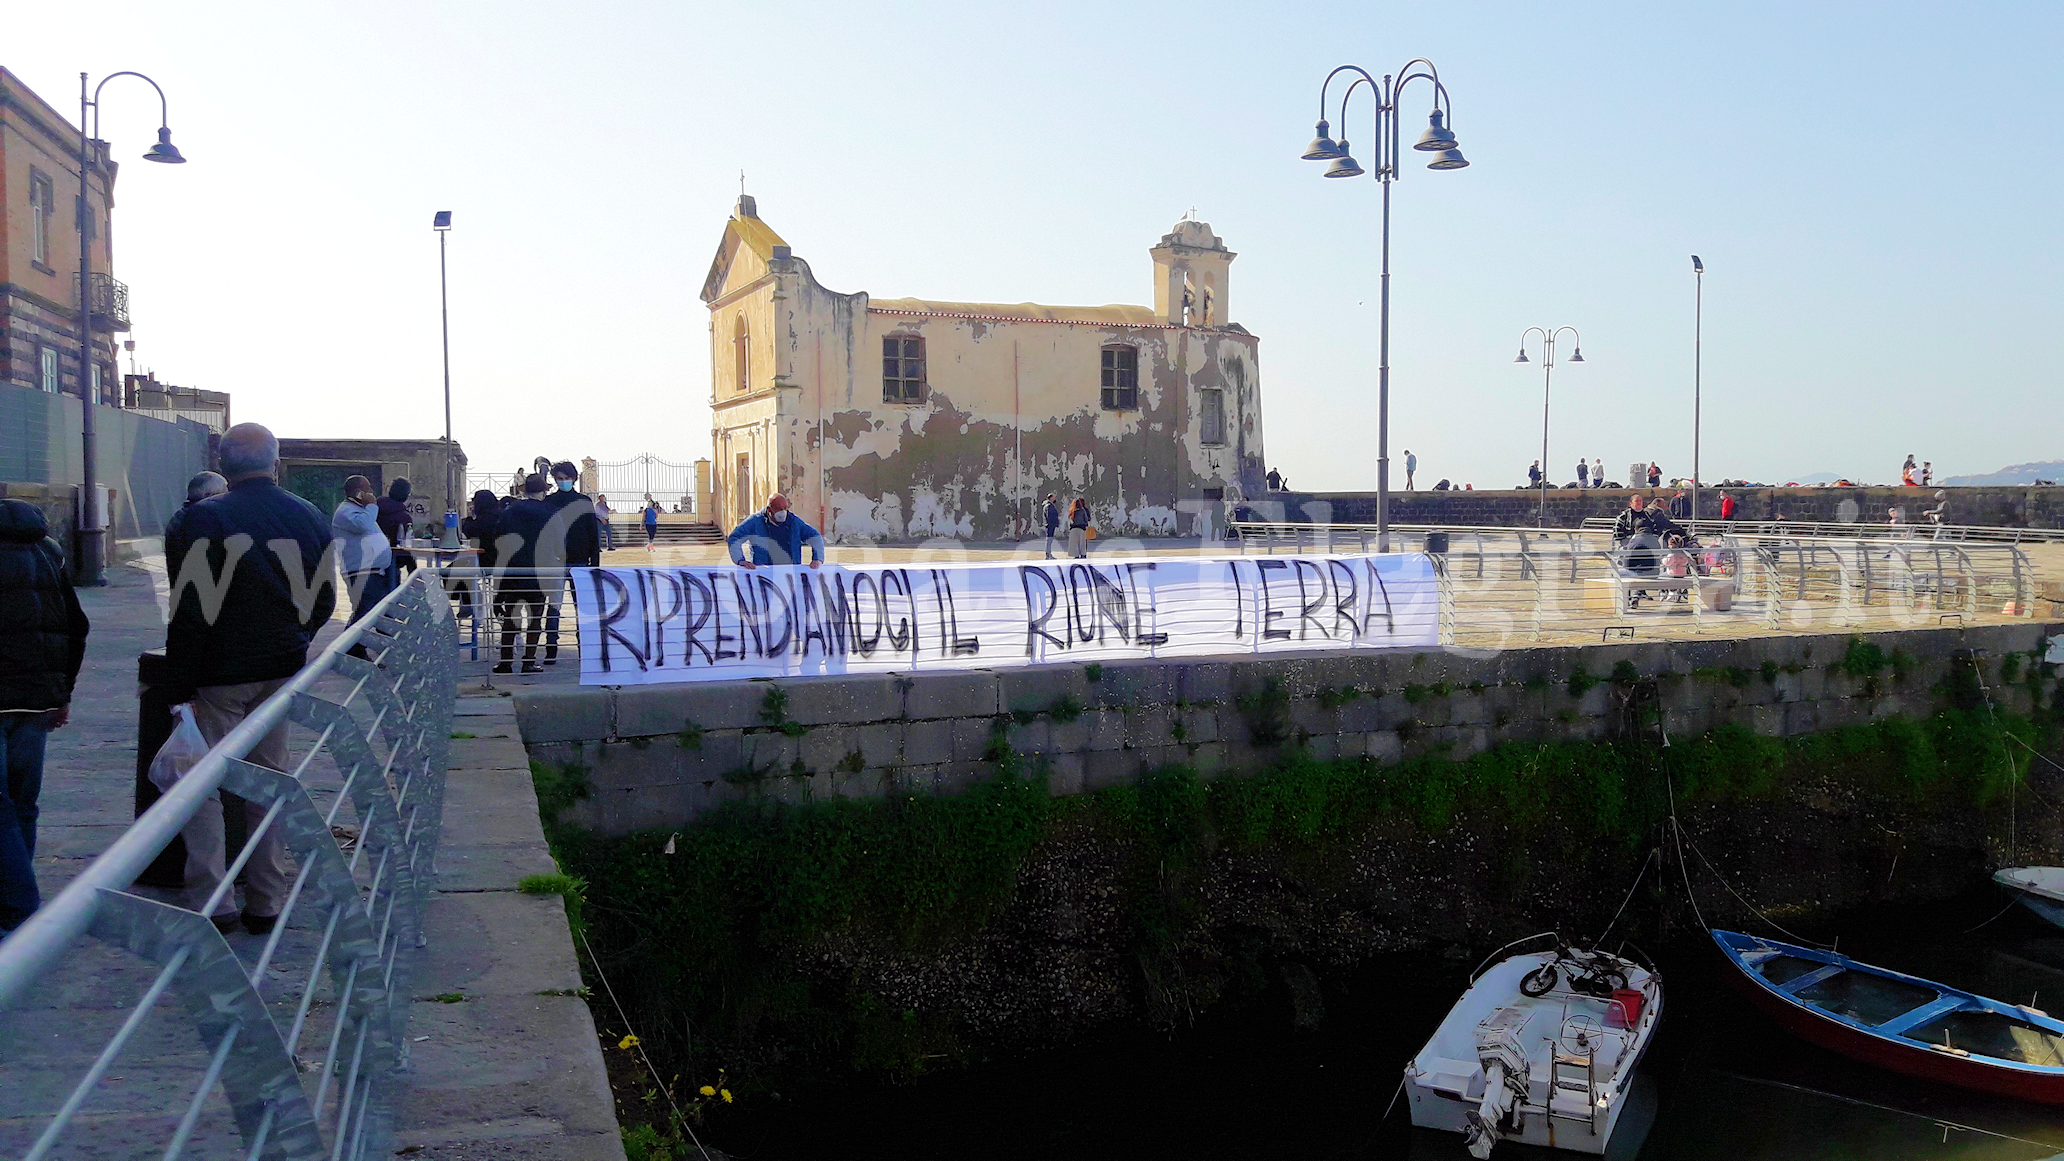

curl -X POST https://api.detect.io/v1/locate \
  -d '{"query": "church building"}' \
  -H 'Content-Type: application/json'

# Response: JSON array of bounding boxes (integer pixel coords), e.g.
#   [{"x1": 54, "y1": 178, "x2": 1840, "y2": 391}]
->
[{"x1": 701, "y1": 196, "x2": 1266, "y2": 541}]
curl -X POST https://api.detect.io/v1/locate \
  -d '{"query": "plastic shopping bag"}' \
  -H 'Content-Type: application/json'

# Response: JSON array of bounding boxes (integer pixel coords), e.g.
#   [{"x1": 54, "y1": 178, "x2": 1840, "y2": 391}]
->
[{"x1": 148, "y1": 704, "x2": 210, "y2": 792}]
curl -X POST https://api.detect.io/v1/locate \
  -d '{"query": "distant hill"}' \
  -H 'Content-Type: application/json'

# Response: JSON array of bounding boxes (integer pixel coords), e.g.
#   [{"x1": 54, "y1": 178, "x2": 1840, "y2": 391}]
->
[{"x1": 1943, "y1": 460, "x2": 2064, "y2": 486}]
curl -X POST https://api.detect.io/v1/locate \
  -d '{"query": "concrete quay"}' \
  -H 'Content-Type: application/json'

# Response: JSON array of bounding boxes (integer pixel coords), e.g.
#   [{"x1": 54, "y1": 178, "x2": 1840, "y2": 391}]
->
[{"x1": 516, "y1": 619, "x2": 2064, "y2": 836}]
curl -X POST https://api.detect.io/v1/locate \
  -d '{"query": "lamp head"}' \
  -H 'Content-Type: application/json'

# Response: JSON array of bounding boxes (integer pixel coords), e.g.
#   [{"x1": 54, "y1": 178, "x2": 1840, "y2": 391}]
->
[
  {"x1": 1691, "y1": 255, "x2": 1704, "y2": 273},
  {"x1": 1513, "y1": 348, "x2": 1530, "y2": 365},
  {"x1": 1413, "y1": 108, "x2": 1458, "y2": 152},
  {"x1": 1301, "y1": 119, "x2": 1344, "y2": 161},
  {"x1": 1323, "y1": 146, "x2": 1365, "y2": 179},
  {"x1": 434, "y1": 210, "x2": 453, "y2": 230},
  {"x1": 1425, "y1": 147, "x2": 1469, "y2": 171},
  {"x1": 142, "y1": 127, "x2": 185, "y2": 164},
  {"x1": 1568, "y1": 347, "x2": 1585, "y2": 363}
]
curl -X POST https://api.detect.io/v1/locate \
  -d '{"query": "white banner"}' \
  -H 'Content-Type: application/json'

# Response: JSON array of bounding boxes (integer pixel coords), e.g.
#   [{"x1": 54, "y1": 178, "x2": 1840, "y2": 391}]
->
[{"x1": 571, "y1": 553, "x2": 1441, "y2": 685}]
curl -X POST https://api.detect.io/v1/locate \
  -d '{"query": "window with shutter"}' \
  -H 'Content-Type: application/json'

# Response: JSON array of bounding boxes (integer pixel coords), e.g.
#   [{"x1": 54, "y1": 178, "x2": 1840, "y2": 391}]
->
[{"x1": 29, "y1": 172, "x2": 55, "y2": 267}]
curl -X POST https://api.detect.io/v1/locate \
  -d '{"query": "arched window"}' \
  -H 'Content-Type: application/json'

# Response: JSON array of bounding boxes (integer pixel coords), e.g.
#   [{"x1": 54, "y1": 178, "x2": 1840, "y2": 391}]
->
[
  {"x1": 1100, "y1": 346, "x2": 1138, "y2": 410},
  {"x1": 733, "y1": 314, "x2": 750, "y2": 394}
]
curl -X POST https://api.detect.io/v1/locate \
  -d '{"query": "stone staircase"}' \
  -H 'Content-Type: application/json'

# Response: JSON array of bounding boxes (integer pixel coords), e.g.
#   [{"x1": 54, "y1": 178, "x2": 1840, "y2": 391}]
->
[{"x1": 606, "y1": 519, "x2": 723, "y2": 545}]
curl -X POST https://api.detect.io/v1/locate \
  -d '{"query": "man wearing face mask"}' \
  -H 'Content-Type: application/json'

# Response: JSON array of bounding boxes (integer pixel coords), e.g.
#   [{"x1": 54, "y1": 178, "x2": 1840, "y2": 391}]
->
[
  {"x1": 726, "y1": 494, "x2": 825, "y2": 570},
  {"x1": 539, "y1": 461, "x2": 600, "y2": 664}
]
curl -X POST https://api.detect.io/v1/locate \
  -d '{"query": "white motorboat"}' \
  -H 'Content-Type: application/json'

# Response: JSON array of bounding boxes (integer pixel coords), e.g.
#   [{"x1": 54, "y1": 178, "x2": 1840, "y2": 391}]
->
[
  {"x1": 1995, "y1": 867, "x2": 2064, "y2": 928},
  {"x1": 1405, "y1": 935, "x2": 1663, "y2": 1158}
]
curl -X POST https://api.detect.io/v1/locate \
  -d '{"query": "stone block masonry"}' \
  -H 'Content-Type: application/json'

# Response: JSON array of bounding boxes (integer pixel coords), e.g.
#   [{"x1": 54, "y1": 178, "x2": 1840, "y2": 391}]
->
[{"x1": 516, "y1": 621, "x2": 2064, "y2": 836}]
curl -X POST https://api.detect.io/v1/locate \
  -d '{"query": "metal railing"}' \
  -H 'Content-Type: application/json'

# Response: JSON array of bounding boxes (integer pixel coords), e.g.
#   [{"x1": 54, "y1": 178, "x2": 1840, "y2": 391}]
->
[
  {"x1": 1227, "y1": 522, "x2": 2040, "y2": 646},
  {"x1": 1578, "y1": 516, "x2": 2064, "y2": 545},
  {"x1": 0, "y1": 567, "x2": 458, "y2": 1160},
  {"x1": 83, "y1": 271, "x2": 131, "y2": 330},
  {"x1": 442, "y1": 566, "x2": 586, "y2": 677}
]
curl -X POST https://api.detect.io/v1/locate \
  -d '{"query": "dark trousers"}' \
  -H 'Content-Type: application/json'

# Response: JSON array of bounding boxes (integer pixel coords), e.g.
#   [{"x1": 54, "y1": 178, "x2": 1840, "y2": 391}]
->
[
  {"x1": 345, "y1": 566, "x2": 395, "y2": 626},
  {"x1": 542, "y1": 572, "x2": 576, "y2": 661},
  {"x1": 499, "y1": 582, "x2": 546, "y2": 663},
  {"x1": 0, "y1": 712, "x2": 53, "y2": 931}
]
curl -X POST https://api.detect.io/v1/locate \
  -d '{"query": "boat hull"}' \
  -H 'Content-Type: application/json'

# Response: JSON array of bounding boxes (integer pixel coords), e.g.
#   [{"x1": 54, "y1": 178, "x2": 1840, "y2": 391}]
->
[{"x1": 1721, "y1": 944, "x2": 2064, "y2": 1104}]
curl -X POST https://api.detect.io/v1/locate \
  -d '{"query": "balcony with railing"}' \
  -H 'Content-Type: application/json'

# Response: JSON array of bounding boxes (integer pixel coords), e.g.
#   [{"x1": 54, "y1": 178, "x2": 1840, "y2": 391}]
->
[{"x1": 79, "y1": 271, "x2": 131, "y2": 331}]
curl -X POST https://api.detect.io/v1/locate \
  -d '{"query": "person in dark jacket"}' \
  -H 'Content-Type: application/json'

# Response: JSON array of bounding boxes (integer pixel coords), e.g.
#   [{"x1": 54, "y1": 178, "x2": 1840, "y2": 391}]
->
[
  {"x1": 1042, "y1": 493, "x2": 1060, "y2": 559},
  {"x1": 461, "y1": 490, "x2": 503, "y2": 571},
  {"x1": 164, "y1": 423, "x2": 335, "y2": 935},
  {"x1": 727, "y1": 494, "x2": 825, "y2": 568},
  {"x1": 540, "y1": 461, "x2": 600, "y2": 663},
  {"x1": 489, "y1": 475, "x2": 554, "y2": 673},
  {"x1": 162, "y1": 471, "x2": 228, "y2": 547},
  {"x1": 0, "y1": 500, "x2": 89, "y2": 932},
  {"x1": 377, "y1": 478, "x2": 416, "y2": 581},
  {"x1": 1066, "y1": 497, "x2": 1091, "y2": 559}
]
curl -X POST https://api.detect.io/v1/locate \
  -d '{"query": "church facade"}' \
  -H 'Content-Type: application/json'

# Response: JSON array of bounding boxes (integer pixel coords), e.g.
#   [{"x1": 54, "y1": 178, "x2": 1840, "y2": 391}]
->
[{"x1": 701, "y1": 196, "x2": 1266, "y2": 541}]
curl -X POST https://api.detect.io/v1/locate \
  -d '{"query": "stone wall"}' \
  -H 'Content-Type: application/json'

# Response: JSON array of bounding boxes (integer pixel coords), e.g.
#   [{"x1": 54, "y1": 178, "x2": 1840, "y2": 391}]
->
[
  {"x1": 516, "y1": 621, "x2": 2064, "y2": 836},
  {"x1": 1249, "y1": 485, "x2": 2064, "y2": 530}
]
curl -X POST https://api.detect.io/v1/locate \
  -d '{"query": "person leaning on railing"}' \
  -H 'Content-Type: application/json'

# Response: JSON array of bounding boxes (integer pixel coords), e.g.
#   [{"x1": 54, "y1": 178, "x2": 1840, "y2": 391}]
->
[
  {"x1": 726, "y1": 493, "x2": 824, "y2": 570},
  {"x1": 162, "y1": 423, "x2": 336, "y2": 936},
  {"x1": 0, "y1": 499, "x2": 90, "y2": 935}
]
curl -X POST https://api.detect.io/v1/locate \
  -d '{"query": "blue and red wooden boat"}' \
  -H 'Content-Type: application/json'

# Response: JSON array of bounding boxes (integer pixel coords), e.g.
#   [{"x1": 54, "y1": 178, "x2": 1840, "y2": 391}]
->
[{"x1": 1713, "y1": 930, "x2": 2064, "y2": 1104}]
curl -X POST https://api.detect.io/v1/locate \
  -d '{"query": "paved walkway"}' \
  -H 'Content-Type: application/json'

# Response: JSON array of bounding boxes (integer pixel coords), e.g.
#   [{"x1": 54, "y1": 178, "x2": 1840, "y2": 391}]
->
[{"x1": 6, "y1": 561, "x2": 620, "y2": 1159}]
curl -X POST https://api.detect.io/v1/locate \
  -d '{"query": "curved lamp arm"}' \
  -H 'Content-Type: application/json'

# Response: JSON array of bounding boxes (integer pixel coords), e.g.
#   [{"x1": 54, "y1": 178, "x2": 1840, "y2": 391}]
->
[
  {"x1": 89, "y1": 70, "x2": 173, "y2": 136},
  {"x1": 1317, "y1": 64, "x2": 1377, "y2": 118}
]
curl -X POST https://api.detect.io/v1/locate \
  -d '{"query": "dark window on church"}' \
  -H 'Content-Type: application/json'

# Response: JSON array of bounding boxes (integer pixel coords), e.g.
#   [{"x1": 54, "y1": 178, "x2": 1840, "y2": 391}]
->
[
  {"x1": 1199, "y1": 387, "x2": 1225, "y2": 444},
  {"x1": 1101, "y1": 346, "x2": 1138, "y2": 410},
  {"x1": 883, "y1": 336, "x2": 926, "y2": 403}
]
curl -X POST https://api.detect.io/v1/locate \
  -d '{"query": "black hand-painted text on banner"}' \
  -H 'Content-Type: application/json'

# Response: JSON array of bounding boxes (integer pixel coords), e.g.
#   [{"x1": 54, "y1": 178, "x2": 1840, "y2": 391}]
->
[{"x1": 573, "y1": 553, "x2": 1440, "y2": 685}]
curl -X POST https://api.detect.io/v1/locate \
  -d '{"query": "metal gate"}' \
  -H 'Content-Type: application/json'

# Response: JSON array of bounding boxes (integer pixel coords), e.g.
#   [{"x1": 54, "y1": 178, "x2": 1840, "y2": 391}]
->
[{"x1": 592, "y1": 454, "x2": 696, "y2": 511}]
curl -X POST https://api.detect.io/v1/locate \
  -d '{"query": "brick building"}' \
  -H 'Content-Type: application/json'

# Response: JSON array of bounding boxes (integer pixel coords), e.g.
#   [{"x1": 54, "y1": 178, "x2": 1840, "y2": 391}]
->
[{"x1": 1, "y1": 66, "x2": 124, "y2": 403}]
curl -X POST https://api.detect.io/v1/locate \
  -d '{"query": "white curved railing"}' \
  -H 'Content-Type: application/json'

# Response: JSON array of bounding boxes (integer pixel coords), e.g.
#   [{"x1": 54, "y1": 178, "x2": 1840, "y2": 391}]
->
[{"x1": 0, "y1": 568, "x2": 457, "y2": 1159}]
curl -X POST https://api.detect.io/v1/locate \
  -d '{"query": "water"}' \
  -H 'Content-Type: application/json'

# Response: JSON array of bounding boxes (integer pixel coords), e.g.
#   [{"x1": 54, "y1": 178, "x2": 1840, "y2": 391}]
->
[{"x1": 718, "y1": 890, "x2": 2064, "y2": 1160}]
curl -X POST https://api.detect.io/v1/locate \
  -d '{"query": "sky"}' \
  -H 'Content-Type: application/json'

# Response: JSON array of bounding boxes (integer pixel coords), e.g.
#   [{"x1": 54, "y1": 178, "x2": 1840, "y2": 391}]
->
[{"x1": 11, "y1": 0, "x2": 2062, "y2": 498}]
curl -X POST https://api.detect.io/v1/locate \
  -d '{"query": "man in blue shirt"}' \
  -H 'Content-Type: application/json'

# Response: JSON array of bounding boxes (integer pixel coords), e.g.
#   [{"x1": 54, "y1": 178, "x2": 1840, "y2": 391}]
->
[{"x1": 727, "y1": 494, "x2": 825, "y2": 569}]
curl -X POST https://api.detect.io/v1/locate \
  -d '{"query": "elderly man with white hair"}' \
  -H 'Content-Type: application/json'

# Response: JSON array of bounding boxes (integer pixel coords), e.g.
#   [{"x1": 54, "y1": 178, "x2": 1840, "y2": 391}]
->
[{"x1": 162, "y1": 423, "x2": 336, "y2": 936}]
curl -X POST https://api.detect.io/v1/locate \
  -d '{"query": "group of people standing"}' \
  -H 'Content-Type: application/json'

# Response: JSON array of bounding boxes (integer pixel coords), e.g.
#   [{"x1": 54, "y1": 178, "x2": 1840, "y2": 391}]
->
[
  {"x1": 455, "y1": 462, "x2": 603, "y2": 673},
  {"x1": 1900, "y1": 455, "x2": 1934, "y2": 488},
  {"x1": 5, "y1": 422, "x2": 349, "y2": 937},
  {"x1": 1040, "y1": 493, "x2": 1095, "y2": 559}
]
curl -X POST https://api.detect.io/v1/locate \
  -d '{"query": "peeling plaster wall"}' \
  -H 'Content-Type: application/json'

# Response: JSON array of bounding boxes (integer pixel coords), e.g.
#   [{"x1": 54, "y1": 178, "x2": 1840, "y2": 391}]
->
[
  {"x1": 748, "y1": 261, "x2": 1265, "y2": 543},
  {"x1": 707, "y1": 236, "x2": 784, "y2": 530}
]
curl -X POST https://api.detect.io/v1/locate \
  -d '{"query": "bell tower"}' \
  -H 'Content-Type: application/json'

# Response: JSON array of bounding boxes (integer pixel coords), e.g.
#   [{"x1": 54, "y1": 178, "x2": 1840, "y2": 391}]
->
[{"x1": 1150, "y1": 219, "x2": 1236, "y2": 327}]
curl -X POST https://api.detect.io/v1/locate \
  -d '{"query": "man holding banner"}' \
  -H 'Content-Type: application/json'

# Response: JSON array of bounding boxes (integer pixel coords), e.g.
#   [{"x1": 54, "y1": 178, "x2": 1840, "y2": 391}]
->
[{"x1": 727, "y1": 494, "x2": 826, "y2": 570}]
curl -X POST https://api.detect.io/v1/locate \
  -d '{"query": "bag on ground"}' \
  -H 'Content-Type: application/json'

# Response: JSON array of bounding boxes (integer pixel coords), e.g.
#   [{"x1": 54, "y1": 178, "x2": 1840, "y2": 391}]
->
[{"x1": 148, "y1": 704, "x2": 211, "y2": 792}]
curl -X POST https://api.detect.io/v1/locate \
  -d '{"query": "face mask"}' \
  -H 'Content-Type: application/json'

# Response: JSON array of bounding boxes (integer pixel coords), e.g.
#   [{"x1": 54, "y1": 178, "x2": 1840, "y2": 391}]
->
[
  {"x1": 769, "y1": 509, "x2": 788, "y2": 523},
  {"x1": 556, "y1": 479, "x2": 573, "y2": 492}
]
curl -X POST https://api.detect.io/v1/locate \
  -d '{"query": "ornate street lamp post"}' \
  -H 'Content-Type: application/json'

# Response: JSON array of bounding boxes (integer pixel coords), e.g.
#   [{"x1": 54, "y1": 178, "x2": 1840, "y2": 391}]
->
[
  {"x1": 1300, "y1": 60, "x2": 1468, "y2": 553},
  {"x1": 1513, "y1": 327, "x2": 1584, "y2": 526},
  {"x1": 76, "y1": 71, "x2": 185, "y2": 584}
]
